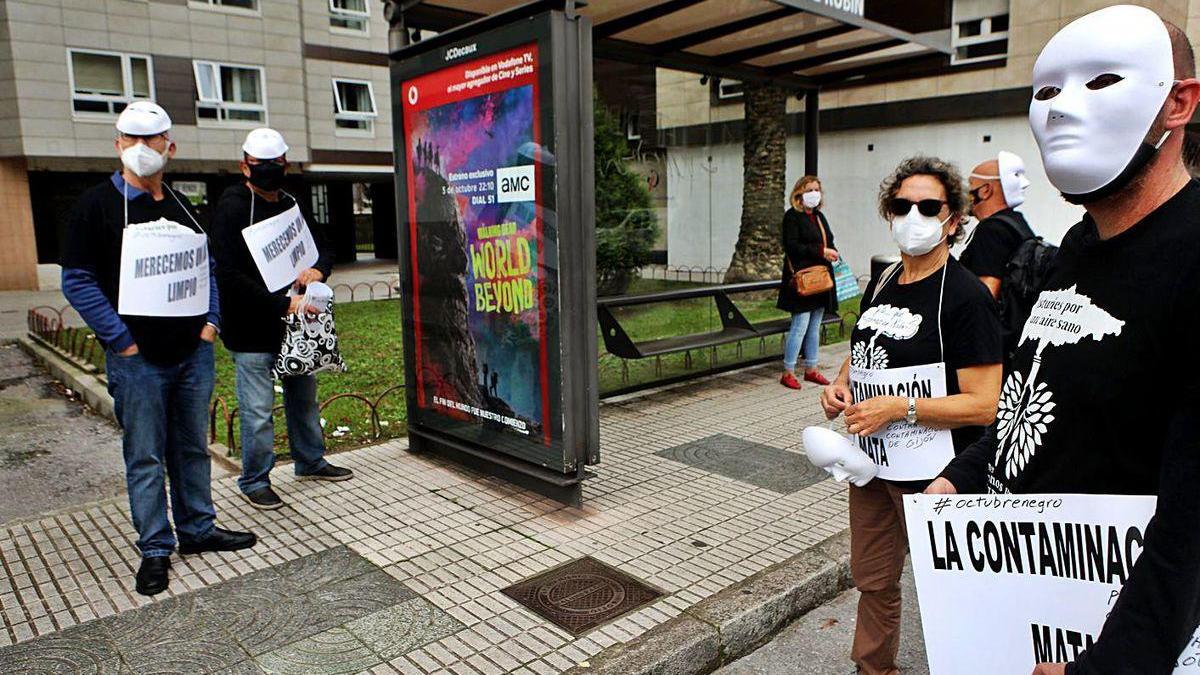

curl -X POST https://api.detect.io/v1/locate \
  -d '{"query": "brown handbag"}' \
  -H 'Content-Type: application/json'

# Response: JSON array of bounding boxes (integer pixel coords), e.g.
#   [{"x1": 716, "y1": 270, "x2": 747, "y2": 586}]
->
[{"x1": 786, "y1": 213, "x2": 834, "y2": 297}]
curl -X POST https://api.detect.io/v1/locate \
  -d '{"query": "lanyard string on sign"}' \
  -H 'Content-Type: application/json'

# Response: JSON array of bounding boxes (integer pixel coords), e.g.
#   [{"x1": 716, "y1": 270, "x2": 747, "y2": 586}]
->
[
  {"x1": 871, "y1": 260, "x2": 948, "y2": 363},
  {"x1": 248, "y1": 189, "x2": 298, "y2": 227},
  {"x1": 122, "y1": 178, "x2": 205, "y2": 234}
]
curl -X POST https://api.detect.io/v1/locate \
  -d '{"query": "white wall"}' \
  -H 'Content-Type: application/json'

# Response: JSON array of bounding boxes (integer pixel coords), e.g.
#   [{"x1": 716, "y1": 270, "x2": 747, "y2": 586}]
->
[{"x1": 665, "y1": 115, "x2": 1085, "y2": 279}]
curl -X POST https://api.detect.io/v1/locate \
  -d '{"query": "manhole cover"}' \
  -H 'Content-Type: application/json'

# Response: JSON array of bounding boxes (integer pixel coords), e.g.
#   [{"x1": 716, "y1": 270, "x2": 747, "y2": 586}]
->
[{"x1": 501, "y1": 557, "x2": 663, "y2": 635}]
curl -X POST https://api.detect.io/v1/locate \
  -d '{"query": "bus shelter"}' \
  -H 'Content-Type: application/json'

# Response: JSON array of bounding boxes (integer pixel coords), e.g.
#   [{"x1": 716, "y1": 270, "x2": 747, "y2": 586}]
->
[{"x1": 384, "y1": 0, "x2": 955, "y2": 505}]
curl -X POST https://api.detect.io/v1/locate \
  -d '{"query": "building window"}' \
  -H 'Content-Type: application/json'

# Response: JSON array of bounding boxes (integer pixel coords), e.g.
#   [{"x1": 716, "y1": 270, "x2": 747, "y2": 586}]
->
[
  {"x1": 190, "y1": 0, "x2": 258, "y2": 11},
  {"x1": 330, "y1": 0, "x2": 369, "y2": 33},
  {"x1": 333, "y1": 78, "x2": 377, "y2": 133},
  {"x1": 624, "y1": 111, "x2": 641, "y2": 141},
  {"x1": 68, "y1": 49, "x2": 154, "y2": 117},
  {"x1": 951, "y1": 0, "x2": 1009, "y2": 65},
  {"x1": 311, "y1": 184, "x2": 329, "y2": 226},
  {"x1": 172, "y1": 181, "x2": 208, "y2": 207},
  {"x1": 709, "y1": 77, "x2": 744, "y2": 105},
  {"x1": 193, "y1": 61, "x2": 266, "y2": 125}
]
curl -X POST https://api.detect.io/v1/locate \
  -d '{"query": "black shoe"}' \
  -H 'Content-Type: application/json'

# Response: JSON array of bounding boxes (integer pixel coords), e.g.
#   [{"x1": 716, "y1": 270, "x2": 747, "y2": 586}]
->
[
  {"x1": 178, "y1": 528, "x2": 257, "y2": 555},
  {"x1": 242, "y1": 487, "x2": 285, "y2": 510},
  {"x1": 298, "y1": 464, "x2": 354, "y2": 482},
  {"x1": 135, "y1": 556, "x2": 171, "y2": 596}
]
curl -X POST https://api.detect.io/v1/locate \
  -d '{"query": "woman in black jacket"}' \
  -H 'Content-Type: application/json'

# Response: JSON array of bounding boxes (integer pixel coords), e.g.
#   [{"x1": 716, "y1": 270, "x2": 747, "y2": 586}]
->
[{"x1": 777, "y1": 175, "x2": 839, "y2": 389}]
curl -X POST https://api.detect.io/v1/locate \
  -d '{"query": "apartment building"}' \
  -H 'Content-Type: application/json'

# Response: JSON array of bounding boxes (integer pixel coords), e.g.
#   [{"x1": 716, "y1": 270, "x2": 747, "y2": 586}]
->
[
  {"x1": 1, "y1": 0, "x2": 1197, "y2": 290},
  {"x1": 0, "y1": 0, "x2": 395, "y2": 290}
]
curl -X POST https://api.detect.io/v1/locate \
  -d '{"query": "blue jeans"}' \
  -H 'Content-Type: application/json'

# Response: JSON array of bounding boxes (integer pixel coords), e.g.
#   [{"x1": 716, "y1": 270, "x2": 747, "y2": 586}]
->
[
  {"x1": 232, "y1": 351, "x2": 328, "y2": 495},
  {"x1": 783, "y1": 307, "x2": 824, "y2": 372},
  {"x1": 105, "y1": 341, "x2": 217, "y2": 558}
]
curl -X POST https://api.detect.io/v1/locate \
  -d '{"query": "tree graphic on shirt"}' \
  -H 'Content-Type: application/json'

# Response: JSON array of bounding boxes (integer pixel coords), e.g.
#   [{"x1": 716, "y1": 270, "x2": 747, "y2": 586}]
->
[
  {"x1": 853, "y1": 304, "x2": 921, "y2": 370},
  {"x1": 996, "y1": 286, "x2": 1124, "y2": 480},
  {"x1": 852, "y1": 340, "x2": 889, "y2": 369}
]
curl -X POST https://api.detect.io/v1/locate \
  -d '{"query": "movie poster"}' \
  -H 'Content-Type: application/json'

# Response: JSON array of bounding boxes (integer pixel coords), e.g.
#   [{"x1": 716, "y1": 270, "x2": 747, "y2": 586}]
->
[{"x1": 401, "y1": 43, "x2": 557, "y2": 454}]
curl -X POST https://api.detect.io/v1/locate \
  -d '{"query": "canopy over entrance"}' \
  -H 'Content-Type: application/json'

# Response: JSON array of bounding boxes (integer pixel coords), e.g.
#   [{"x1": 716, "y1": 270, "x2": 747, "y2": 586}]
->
[{"x1": 390, "y1": 0, "x2": 954, "y2": 90}]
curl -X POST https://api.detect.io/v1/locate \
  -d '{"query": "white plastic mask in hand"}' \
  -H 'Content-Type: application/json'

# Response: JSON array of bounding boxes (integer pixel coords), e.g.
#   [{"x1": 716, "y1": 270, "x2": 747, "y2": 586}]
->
[
  {"x1": 1029, "y1": 4, "x2": 1174, "y2": 202},
  {"x1": 802, "y1": 426, "x2": 879, "y2": 487},
  {"x1": 801, "y1": 190, "x2": 822, "y2": 209},
  {"x1": 890, "y1": 206, "x2": 950, "y2": 257},
  {"x1": 120, "y1": 142, "x2": 168, "y2": 178}
]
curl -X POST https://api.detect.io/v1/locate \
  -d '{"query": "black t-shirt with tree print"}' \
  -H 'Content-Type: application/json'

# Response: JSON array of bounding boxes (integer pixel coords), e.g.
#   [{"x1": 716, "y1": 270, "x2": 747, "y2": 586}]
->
[
  {"x1": 940, "y1": 180, "x2": 1200, "y2": 674},
  {"x1": 854, "y1": 257, "x2": 1002, "y2": 462}
]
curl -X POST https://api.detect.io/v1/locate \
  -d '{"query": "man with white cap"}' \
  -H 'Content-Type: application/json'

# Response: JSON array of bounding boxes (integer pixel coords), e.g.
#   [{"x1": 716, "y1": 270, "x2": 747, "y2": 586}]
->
[
  {"x1": 60, "y1": 101, "x2": 256, "y2": 596},
  {"x1": 931, "y1": 6, "x2": 1200, "y2": 673},
  {"x1": 210, "y1": 128, "x2": 347, "y2": 511},
  {"x1": 962, "y1": 150, "x2": 1034, "y2": 300}
]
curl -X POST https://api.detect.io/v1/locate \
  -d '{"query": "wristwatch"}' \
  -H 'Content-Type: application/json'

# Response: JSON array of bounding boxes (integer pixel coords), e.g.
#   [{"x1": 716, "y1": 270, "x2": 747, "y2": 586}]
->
[{"x1": 905, "y1": 397, "x2": 918, "y2": 425}]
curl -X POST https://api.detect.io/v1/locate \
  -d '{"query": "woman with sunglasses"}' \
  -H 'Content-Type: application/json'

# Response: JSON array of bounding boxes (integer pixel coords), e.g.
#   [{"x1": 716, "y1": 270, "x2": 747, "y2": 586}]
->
[
  {"x1": 777, "y1": 175, "x2": 839, "y2": 389},
  {"x1": 818, "y1": 156, "x2": 1003, "y2": 675}
]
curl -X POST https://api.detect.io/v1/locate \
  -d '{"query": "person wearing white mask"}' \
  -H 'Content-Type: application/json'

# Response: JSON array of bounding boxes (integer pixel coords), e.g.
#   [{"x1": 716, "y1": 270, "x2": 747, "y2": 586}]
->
[
  {"x1": 820, "y1": 156, "x2": 1002, "y2": 675},
  {"x1": 209, "y1": 128, "x2": 348, "y2": 511},
  {"x1": 60, "y1": 101, "x2": 256, "y2": 597},
  {"x1": 931, "y1": 6, "x2": 1200, "y2": 674},
  {"x1": 776, "y1": 175, "x2": 839, "y2": 389},
  {"x1": 962, "y1": 150, "x2": 1034, "y2": 300}
]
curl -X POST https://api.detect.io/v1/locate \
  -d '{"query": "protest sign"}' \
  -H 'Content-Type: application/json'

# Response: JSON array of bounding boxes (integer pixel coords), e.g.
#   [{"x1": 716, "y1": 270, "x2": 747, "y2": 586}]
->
[
  {"x1": 241, "y1": 204, "x2": 318, "y2": 291},
  {"x1": 117, "y1": 221, "x2": 209, "y2": 317},
  {"x1": 849, "y1": 362, "x2": 953, "y2": 480},
  {"x1": 904, "y1": 493, "x2": 1200, "y2": 673}
]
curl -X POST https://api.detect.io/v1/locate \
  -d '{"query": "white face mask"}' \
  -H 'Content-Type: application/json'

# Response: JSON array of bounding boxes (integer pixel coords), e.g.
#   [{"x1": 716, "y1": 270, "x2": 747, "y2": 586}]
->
[
  {"x1": 801, "y1": 190, "x2": 822, "y2": 209},
  {"x1": 1028, "y1": 5, "x2": 1174, "y2": 202},
  {"x1": 891, "y1": 206, "x2": 951, "y2": 257},
  {"x1": 120, "y1": 141, "x2": 168, "y2": 178}
]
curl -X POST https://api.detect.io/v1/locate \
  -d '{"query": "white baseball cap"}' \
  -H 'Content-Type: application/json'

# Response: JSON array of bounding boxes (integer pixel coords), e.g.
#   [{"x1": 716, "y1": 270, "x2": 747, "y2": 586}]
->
[
  {"x1": 116, "y1": 100, "x2": 172, "y2": 136},
  {"x1": 242, "y1": 128, "x2": 289, "y2": 160}
]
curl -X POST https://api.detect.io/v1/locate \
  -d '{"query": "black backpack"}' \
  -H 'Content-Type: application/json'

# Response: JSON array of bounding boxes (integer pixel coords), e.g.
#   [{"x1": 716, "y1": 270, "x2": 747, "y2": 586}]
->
[{"x1": 990, "y1": 212, "x2": 1058, "y2": 359}]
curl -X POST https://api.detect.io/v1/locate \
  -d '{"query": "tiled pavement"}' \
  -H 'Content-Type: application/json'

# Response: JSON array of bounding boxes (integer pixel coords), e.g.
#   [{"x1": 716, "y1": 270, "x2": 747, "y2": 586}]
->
[{"x1": 0, "y1": 344, "x2": 851, "y2": 674}]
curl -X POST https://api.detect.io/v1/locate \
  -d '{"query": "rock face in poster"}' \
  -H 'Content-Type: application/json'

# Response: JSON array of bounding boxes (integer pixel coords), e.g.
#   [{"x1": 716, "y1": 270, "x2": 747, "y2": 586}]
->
[{"x1": 401, "y1": 43, "x2": 560, "y2": 460}]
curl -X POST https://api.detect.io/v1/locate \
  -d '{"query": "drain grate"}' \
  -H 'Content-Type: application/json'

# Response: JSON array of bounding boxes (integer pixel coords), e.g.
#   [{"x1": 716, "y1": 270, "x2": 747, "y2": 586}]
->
[{"x1": 501, "y1": 557, "x2": 663, "y2": 635}]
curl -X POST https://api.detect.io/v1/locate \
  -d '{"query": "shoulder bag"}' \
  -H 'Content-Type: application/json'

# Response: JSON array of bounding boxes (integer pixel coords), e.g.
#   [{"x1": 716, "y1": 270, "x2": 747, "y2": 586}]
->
[{"x1": 786, "y1": 212, "x2": 835, "y2": 297}]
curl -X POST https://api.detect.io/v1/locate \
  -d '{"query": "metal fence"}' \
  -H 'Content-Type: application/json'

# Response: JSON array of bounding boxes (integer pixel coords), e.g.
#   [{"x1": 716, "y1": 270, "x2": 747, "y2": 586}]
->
[{"x1": 26, "y1": 303, "x2": 406, "y2": 457}]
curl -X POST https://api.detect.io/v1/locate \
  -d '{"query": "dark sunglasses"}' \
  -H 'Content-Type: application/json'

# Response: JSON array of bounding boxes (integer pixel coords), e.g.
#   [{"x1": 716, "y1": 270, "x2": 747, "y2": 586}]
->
[{"x1": 887, "y1": 198, "x2": 946, "y2": 218}]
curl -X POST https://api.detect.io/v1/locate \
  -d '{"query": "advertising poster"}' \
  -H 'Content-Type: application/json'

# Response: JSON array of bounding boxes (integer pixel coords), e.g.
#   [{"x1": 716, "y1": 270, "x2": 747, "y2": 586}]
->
[
  {"x1": 400, "y1": 42, "x2": 560, "y2": 460},
  {"x1": 904, "y1": 493, "x2": 1200, "y2": 673}
]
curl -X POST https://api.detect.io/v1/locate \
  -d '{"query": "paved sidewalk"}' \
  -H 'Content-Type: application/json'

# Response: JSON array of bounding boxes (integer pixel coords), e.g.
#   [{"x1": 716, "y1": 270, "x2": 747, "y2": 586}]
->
[{"x1": 0, "y1": 344, "x2": 851, "y2": 674}]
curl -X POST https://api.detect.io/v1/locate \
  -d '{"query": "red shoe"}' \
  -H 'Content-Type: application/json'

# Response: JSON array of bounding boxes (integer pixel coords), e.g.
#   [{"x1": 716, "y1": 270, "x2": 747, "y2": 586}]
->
[
  {"x1": 780, "y1": 372, "x2": 802, "y2": 389},
  {"x1": 804, "y1": 370, "x2": 830, "y2": 386}
]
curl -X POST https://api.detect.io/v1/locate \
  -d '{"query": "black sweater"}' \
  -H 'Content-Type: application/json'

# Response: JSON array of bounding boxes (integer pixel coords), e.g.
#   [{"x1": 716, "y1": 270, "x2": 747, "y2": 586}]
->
[
  {"x1": 940, "y1": 180, "x2": 1200, "y2": 674},
  {"x1": 776, "y1": 207, "x2": 837, "y2": 314},
  {"x1": 210, "y1": 185, "x2": 334, "y2": 354},
  {"x1": 61, "y1": 176, "x2": 213, "y2": 365}
]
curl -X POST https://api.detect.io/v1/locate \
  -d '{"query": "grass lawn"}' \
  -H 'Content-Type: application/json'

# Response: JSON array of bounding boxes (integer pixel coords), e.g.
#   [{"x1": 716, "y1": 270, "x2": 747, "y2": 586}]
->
[{"x1": 62, "y1": 279, "x2": 858, "y2": 456}]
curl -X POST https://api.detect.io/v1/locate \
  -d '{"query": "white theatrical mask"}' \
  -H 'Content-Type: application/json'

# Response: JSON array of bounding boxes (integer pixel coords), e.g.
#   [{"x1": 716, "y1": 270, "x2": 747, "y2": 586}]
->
[
  {"x1": 802, "y1": 426, "x2": 878, "y2": 487},
  {"x1": 1028, "y1": 4, "x2": 1174, "y2": 200},
  {"x1": 997, "y1": 150, "x2": 1031, "y2": 208}
]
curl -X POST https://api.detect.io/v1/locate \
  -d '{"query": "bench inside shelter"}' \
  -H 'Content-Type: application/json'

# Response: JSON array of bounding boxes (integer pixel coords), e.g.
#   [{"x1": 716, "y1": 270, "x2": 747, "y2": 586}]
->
[{"x1": 597, "y1": 280, "x2": 849, "y2": 384}]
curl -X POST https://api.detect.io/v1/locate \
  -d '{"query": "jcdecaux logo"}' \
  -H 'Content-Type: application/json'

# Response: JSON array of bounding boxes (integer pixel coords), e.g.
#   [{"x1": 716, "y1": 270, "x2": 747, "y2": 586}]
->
[{"x1": 445, "y1": 44, "x2": 478, "y2": 61}]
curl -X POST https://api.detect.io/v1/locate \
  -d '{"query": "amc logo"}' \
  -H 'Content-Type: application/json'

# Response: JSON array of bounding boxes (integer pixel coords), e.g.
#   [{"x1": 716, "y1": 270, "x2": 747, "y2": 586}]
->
[{"x1": 496, "y1": 165, "x2": 535, "y2": 203}]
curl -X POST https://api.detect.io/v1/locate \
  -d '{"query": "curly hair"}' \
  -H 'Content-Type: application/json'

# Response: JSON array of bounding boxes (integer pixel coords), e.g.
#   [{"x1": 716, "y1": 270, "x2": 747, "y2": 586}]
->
[{"x1": 877, "y1": 156, "x2": 969, "y2": 246}]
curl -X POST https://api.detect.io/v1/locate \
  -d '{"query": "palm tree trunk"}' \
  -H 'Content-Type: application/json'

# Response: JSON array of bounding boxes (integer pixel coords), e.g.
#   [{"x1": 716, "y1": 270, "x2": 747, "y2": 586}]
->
[{"x1": 726, "y1": 82, "x2": 788, "y2": 282}]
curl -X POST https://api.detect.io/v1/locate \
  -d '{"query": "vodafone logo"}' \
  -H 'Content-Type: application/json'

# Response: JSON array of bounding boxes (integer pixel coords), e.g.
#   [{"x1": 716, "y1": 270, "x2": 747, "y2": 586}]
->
[{"x1": 407, "y1": 85, "x2": 418, "y2": 106}]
